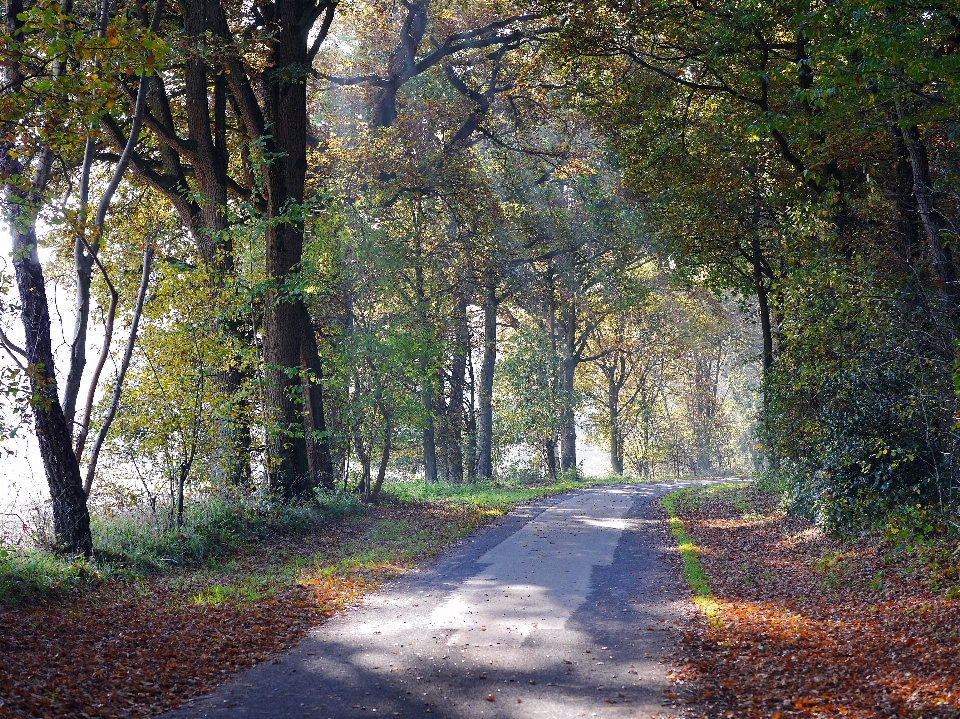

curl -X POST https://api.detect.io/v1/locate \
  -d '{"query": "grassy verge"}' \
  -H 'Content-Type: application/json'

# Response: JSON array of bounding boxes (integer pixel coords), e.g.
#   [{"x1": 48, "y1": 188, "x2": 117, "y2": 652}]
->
[
  {"x1": 661, "y1": 484, "x2": 743, "y2": 622},
  {"x1": 0, "y1": 487, "x2": 364, "y2": 606},
  {"x1": 0, "y1": 472, "x2": 673, "y2": 607}
]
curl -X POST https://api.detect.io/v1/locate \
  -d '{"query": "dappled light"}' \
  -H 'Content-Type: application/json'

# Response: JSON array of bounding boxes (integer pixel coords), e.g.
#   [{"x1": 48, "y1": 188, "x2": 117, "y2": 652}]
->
[
  {"x1": 3, "y1": 0, "x2": 960, "y2": 715},
  {"x1": 669, "y1": 485, "x2": 960, "y2": 718}
]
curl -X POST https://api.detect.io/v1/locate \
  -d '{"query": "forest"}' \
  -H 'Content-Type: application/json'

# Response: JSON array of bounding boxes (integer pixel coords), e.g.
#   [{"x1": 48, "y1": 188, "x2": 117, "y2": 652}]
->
[{"x1": 1, "y1": 0, "x2": 958, "y2": 559}]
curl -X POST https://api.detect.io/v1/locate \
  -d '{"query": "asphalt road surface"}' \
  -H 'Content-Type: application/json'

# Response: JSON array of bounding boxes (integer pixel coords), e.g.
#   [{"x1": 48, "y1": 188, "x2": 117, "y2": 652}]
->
[{"x1": 164, "y1": 482, "x2": 707, "y2": 719}]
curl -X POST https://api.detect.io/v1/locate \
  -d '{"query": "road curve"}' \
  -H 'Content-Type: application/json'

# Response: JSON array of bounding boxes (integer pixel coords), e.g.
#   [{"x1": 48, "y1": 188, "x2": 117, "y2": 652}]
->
[{"x1": 164, "y1": 482, "x2": 707, "y2": 719}]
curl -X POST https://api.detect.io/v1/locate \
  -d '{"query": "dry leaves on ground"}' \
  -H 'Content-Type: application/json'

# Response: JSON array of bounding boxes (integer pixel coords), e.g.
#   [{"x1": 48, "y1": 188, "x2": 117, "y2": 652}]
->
[
  {"x1": 667, "y1": 486, "x2": 960, "y2": 719},
  {"x1": 0, "y1": 502, "x2": 484, "y2": 719}
]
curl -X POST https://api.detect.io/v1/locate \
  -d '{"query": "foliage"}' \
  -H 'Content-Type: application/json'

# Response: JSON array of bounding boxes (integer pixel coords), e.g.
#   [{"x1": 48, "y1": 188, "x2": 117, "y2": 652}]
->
[
  {"x1": 555, "y1": 0, "x2": 960, "y2": 531},
  {"x1": 493, "y1": 324, "x2": 571, "y2": 467}
]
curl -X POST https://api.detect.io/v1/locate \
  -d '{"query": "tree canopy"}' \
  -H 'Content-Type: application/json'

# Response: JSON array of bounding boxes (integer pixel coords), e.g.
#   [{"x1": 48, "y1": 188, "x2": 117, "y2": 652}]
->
[{"x1": 2, "y1": 0, "x2": 959, "y2": 553}]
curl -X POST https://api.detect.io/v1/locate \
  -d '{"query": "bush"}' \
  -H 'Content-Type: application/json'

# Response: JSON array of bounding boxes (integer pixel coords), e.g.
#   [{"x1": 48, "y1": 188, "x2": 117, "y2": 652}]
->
[
  {"x1": 93, "y1": 488, "x2": 362, "y2": 571},
  {"x1": 757, "y1": 253, "x2": 960, "y2": 536}
]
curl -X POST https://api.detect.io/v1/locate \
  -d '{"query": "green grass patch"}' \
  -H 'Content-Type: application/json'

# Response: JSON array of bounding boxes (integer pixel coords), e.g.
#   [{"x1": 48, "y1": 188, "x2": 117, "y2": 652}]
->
[
  {"x1": 382, "y1": 470, "x2": 672, "y2": 515},
  {"x1": 662, "y1": 487, "x2": 721, "y2": 623},
  {"x1": 2, "y1": 473, "x2": 685, "y2": 607},
  {"x1": 0, "y1": 546, "x2": 104, "y2": 605}
]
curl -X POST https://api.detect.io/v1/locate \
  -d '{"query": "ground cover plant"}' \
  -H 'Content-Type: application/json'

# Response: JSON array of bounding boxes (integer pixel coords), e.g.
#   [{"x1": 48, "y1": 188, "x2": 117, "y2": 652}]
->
[{"x1": 662, "y1": 483, "x2": 960, "y2": 719}]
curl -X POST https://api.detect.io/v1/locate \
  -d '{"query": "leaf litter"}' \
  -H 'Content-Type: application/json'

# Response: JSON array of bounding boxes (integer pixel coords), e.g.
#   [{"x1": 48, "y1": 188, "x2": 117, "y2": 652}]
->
[
  {"x1": 0, "y1": 501, "x2": 488, "y2": 718},
  {"x1": 665, "y1": 485, "x2": 960, "y2": 719}
]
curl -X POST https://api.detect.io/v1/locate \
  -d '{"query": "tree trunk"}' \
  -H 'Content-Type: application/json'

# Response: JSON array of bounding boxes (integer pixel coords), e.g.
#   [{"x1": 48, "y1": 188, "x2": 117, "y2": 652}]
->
[
  {"x1": 1, "y1": 0, "x2": 92, "y2": 552},
  {"x1": 83, "y1": 244, "x2": 155, "y2": 496},
  {"x1": 608, "y1": 378, "x2": 623, "y2": 475},
  {"x1": 10, "y1": 218, "x2": 93, "y2": 555},
  {"x1": 890, "y1": 123, "x2": 923, "y2": 265},
  {"x1": 422, "y1": 380, "x2": 438, "y2": 484},
  {"x1": 895, "y1": 107, "x2": 959, "y2": 305},
  {"x1": 183, "y1": 0, "x2": 251, "y2": 486},
  {"x1": 354, "y1": 430, "x2": 372, "y2": 501},
  {"x1": 445, "y1": 289, "x2": 468, "y2": 484},
  {"x1": 750, "y1": 232, "x2": 774, "y2": 375},
  {"x1": 476, "y1": 279, "x2": 497, "y2": 479},
  {"x1": 465, "y1": 346, "x2": 478, "y2": 483},
  {"x1": 559, "y1": 302, "x2": 577, "y2": 474},
  {"x1": 262, "y1": 12, "x2": 314, "y2": 497},
  {"x1": 545, "y1": 439, "x2": 558, "y2": 481},
  {"x1": 299, "y1": 306, "x2": 335, "y2": 490},
  {"x1": 369, "y1": 416, "x2": 393, "y2": 504}
]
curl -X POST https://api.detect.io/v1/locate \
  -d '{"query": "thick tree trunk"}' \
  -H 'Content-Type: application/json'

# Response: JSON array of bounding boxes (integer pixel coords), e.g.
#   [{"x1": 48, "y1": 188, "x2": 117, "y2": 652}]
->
[
  {"x1": 2, "y1": 0, "x2": 92, "y2": 552},
  {"x1": 180, "y1": 0, "x2": 252, "y2": 485},
  {"x1": 262, "y1": 9, "x2": 313, "y2": 497},
  {"x1": 476, "y1": 279, "x2": 497, "y2": 479}
]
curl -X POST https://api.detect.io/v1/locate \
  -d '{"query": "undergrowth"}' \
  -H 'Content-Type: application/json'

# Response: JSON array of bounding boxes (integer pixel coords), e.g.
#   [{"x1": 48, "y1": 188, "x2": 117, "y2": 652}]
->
[
  {"x1": 0, "y1": 487, "x2": 362, "y2": 606},
  {"x1": 2, "y1": 471, "x2": 679, "y2": 606}
]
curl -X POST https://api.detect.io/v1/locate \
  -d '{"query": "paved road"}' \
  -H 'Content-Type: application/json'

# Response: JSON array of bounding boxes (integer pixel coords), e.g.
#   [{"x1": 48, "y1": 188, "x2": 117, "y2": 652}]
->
[{"x1": 165, "y1": 482, "x2": 704, "y2": 719}]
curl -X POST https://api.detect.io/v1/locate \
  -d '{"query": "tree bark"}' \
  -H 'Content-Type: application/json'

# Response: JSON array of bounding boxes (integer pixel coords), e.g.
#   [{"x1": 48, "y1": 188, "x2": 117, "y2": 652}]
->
[
  {"x1": 608, "y1": 377, "x2": 623, "y2": 475},
  {"x1": 544, "y1": 439, "x2": 558, "y2": 481},
  {"x1": 476, "y1": 278, "x2": 497, "y2": 479},
  {"x1": 895, "y1": 106, "x2": 959, "y2": 304},
  {"x1": 751, "y1": 233, "x2": 774, "y2": 374},
  {"x1": 299, "y1": 305, "x2": 335, "y2": 490},
  {"x1": 445, "y1": 289, "x2": 468, "y2": 484},
  {"x1": 422, "y1": 380, "x2": 438, "y2": 484},
  {"x1": 891, "y1": 123, "x2": 923, "y2": 265},
  {"x1": 369, "y1": 416, "x2": 393, "y2": 504},
  {"x1": 261, "y1": 0, "x2": 321, "y2": 496},
  {"x1": 2, "y1": 0, "x2": 92, "y2": 552},
  {"x1": 13, "y1": 241, "x2": 94, "y2": 555},
  {"x1": 4, "y1": 164, "x2": 93, "y2": 554},
  {"x1": 559, "y1": 301, "x2": 577, "y2": 474}
]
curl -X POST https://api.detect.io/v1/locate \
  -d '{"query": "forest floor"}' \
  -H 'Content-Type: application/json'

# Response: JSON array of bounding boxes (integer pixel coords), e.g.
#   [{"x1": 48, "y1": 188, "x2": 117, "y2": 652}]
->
[
  {"x1": 665, "y1": 483, "x2": 960, "y2": 719},
  {"x1": 0, "y1": 499, "x2": 503, "y2": 719}
]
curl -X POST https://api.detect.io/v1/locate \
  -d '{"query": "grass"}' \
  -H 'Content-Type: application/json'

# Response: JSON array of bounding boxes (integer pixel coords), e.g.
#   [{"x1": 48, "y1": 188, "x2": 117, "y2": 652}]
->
[
  {"x1": 382, "y1": 469, "x2": 671, "y2": 513},
  {"x1": 0, "y1": 546, "x2": 105, "y2": 605},
  {"x1": 661, "y1": 484, "x2": 737, "y2": 624},
  {"x1": 1, "y1": 471, "x2": 681, "y2": 607},
  {"x1": 0, "y1": 488, "x2": 363, "y2": 606}
]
